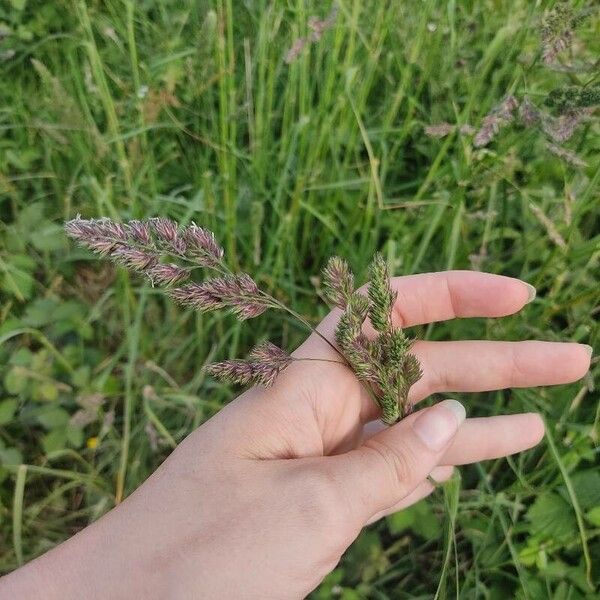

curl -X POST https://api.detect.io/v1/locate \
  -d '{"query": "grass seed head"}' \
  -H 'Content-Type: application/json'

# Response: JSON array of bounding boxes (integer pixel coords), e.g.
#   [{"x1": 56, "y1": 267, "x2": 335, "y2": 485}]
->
[
  {"x1": 148, "y1": 263, "x2": 190, "y2": 286},
  {"x1": 67, "y1": 217, "x2": 424, "y2": 423},
  {"x1": 183, "y1": 223, "x2": 224, "y2": 267},
  {"x1": 541, "y1": 3, "x2": 589, "y2": 65},
  {"x1": 111, "y1": 247, "x2": 158, "y2": 271},
  {"x1": 169, "y1": 274, "x2": 270, "y2": 319},
  {"x1": 322, "y1": 256, "x2": 355, "y2": 309},
  {"x1": 545, "y1": 85, "x2": 600, "y2": 114},
  {"x1": 127, "y1": 220, "x2": 151, "y2": 244},
  {"x1": 474, "y1": 95, "x2": 519, "y2": 147},
  {"x1": 425, "y1": 122, "x2": 455, "y2": 138},
  {"x1": 368, "y1": 253, "x2": 397, "y2": 334},
  {"x1": 206, "y1": 342, "x2": 292, "y2": 387}
]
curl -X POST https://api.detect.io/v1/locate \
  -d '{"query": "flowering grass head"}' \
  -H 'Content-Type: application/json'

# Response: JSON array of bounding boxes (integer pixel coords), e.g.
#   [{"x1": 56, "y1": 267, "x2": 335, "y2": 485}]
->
[{"x1": 66, "y1": 217, "x2": 422, "y2": 424}]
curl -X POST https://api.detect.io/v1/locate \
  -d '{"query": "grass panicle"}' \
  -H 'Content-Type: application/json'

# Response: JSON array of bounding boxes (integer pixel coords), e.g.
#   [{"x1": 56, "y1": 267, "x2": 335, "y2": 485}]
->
[
  {"x1": 67, "y1": 218, "x2": 422, "y2": 420},
  {"x1": 322, "y1": 256, "x2": 355, "y2": 309},
  {"x1": 368, "y1": 252, "x2": 397, "y2": 334}
]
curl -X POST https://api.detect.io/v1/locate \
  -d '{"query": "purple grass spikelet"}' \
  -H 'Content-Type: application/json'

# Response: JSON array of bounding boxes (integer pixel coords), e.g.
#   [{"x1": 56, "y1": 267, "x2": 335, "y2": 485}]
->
[
  {"x1": 285, "y1": 38, "x2": 308, "y2": 64},
  {"x1": 546, "y1": 142, "x2": 587, "y2": 168},
  {"x1": 148, "y1": 217, "x2": 186, "y2": 254},
  {"x1": 149, "y1": 217, "x2": 178, "y2": 243},
  {"x1": 112, "y1": 247, "x2": 158, "y2": 271},
  {"x1": 308, "y1": 6, "x2": 337, "y2": 42},
  {"x1": 285, "y1": 5, "x2": 337, "y2": 63},
  {"x1": 497, "y1": 95, "x2": 519, "y2": 120},
  {"x1": 169, "y1": 274, "x2": 272, "y2": 319},
  {"x1": 65, "y1": 216, "x2": 127, "y2": 246},
  {"x1": 148, "y1": 263, "x2": 190, "y2": 286},
  {"x1": 519, "y1": 97, "x2": 541, "y2": 127},
  {"x1": 540, "y1": 3, "x2": 588, "y2": 65},
  {"x1": 64, "y1": 216, "x2": 92, "y2": 243},
  {"x1": 183, "y1": 223, "x2": 224, "y2": 267},
  {"x1": 205, "y1": 342, "x2": 292, "y2": 387},
  {"x1": 65, "y1": 216, "x2": 130, "y2": 256},
  {"x1": 322, "y1": 256, "x2": 354, "y2": 309},
  {"x1": 542, "y1": 108, "x2": 593, "y2": 143},
  {"x1": 249, "y1": 360, "x2": 288, "y2": 387},
  {"x1": 127, "y1": 220, "x2": 151, "y2": 244},
  {"x1": 65, "y1": 215, "x2": 425, "y2": 423},
  {"x1": 205, "y1": 360, "x2": 256, "y2": 386},
  {"x1": 169, "y1": 282, "x2": 222, "y2": 311},
  {"x1": 424, "y1": 122, "x2": 455, "y2": 138},
  {"x1": 248, "y1": 341, "x2": 292, "y2": 366},
  {"x1": 474, "y1": 95, "x2": 519, "y2": 147}
]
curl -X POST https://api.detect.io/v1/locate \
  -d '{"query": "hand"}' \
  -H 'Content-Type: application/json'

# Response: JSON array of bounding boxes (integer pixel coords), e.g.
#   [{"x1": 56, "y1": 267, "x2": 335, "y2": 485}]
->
[{"x1": 3, "y1": 272, "x2": 591, "y2": 600}]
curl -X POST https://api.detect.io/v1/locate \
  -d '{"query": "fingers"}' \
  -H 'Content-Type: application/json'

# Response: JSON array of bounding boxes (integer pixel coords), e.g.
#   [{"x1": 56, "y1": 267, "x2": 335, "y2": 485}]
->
[
  {"x1": 409, "y1": 340, "x2": 592, "y2": 402},
  {"x1": 374, "y1": 271, "x2": 534, "y2": 329},
  {"x1": 324, "y1": 400, "x2": 465, "y2": 523},
  {"x1": 309, "y1": 272, "x2": 533, "y2": 352},
  {"x1": 358, "y1": 412, "x2": 545, "y2": 525},
  {"x1": 365, "y1": 466, "x2": 454, "y2": 525},
  {"x1": 357, "y1": 340, "x2": 591, "y2": 423},
  {"x1": 439, "y1": 413, "x2": 545, "y2": 465},
  {"x1": 362, "y1": 412, "x2": 546, "y2": 466}
]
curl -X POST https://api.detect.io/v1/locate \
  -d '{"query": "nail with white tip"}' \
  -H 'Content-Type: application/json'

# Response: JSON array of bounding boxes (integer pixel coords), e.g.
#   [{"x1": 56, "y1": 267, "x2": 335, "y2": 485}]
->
[{"x1": 412, "y1": 399, "x2": 466, "y2": 451}]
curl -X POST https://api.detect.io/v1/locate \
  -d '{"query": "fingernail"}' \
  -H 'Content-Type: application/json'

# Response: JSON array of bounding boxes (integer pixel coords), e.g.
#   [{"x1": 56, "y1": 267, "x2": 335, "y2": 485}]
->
[
  {"x1": 412, "y1": 399, "x2": 466, "y2": 451},
  {"x1": 524, "y1": 283, "x2": 536, "y2": 303},
  {"x1": 583, "y1": 344, "x2": 593, "y2": 357}
]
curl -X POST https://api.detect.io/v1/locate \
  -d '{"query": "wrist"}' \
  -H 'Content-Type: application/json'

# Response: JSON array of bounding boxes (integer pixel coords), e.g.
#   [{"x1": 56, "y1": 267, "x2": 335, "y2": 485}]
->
[{"x1": 0, "y1": 502, "x2": 166, "y2": 600}]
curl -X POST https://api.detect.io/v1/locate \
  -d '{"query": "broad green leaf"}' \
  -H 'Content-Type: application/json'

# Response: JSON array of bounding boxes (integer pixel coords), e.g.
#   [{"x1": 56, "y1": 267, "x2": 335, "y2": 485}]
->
[
  {"x1": 66, "y1": 424, "x2": 84, "y2": 448},
  {"x1": 526, "y1": 492, "x2": 576, "y2": 540},
  {"x1": 41, "y1": 428, "x2": 67, "y2": 454},
  {"x1": 387, "y1": 499, "x2": 441, "y2": 539},
  {"x1": 22, "y1": 299, "x2": 59, "y2": 328},
  {"x1": 313, "y1": 570, "x2": 344, "y2": 599},
  {"x1": 71, "y1": 366, "x2": 90, "y2": 389},
  {"x1": 585, "y1": 506, "x2": 600, "y2": 527},
  {"x1": 387, "y1": 508, "x2": 414, "y2": 534},
  {"x1": 413, "y1": 506, "x2": 442, "y2": 539},
  {"x1": 9, "y1": 347, "x2": 33, "y2": 367},
  {"x1": 3, "y1": 368, "x2": 27, "y2": 395},
  {"x1": 36, "y1": 406, "x2": 70, "y2": 430},
  {"x1": 0, "y1": 399, "x2": 18, "y2": 425},
  {"x1": 567, "y1": 470, "x2": 600, "y2": 510},
  {"x1": 518, "y1": 541, "x2": 539, "y2": 567},
  {"x1": 0, "y1": 255, "x2": 36, "y2": 300},
  {"x1": 30, "y1": 222, "x2": 67, "y2": 252},
  {"x1": 34, "y1": 381, "x2": 59, "y2": 402},
  {"x1": 16, "y1": 202, "x2": 45, "y2": 230}
]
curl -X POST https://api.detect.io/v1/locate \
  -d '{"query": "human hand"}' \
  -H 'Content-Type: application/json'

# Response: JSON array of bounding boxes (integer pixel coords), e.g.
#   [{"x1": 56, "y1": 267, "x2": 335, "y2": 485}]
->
[{"x1": 3, "y1": 272, "x2": 591, "y2": 600}]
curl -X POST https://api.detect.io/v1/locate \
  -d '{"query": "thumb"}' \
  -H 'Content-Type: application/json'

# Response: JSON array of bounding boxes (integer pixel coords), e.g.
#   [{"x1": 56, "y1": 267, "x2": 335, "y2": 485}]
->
[{"x1": 326, "y1": 399, "x2": 465, "y2": 524}]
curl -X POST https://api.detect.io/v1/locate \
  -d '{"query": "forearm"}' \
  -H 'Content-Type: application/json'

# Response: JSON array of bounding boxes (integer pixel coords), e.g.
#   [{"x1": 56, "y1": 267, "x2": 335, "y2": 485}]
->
[
  {"x1": 0, "y1": 443, "x2": 223, "y2": 600},
  {"x1": 0, "y1": 503, "x2": 165, "y2": 600}
]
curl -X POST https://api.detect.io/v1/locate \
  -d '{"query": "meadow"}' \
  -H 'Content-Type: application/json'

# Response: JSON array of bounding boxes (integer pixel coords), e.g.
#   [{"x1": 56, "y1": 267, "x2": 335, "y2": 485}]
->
[{"x1": 0, "y1": 0, "x2": 599, "y2": 597}]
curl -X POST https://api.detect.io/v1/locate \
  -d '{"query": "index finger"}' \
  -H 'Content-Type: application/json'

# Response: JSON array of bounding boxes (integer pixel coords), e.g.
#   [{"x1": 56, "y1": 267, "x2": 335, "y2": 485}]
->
[
  {"x1": 308, "y1": 271, "x2": 534, "y2": 351},
  {"x1": 380, "y1": 270, "x2": 534, "y2": 328}
]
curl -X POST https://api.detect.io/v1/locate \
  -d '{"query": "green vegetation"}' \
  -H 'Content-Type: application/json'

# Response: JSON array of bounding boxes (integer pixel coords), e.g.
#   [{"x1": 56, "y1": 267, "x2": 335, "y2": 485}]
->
[{"x1": 0, "y1": 0, "x2": 598, "y2": 597}]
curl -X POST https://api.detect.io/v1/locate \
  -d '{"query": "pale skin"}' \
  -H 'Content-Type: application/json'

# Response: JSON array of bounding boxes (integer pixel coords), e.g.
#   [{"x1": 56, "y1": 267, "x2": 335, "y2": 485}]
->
[{"x1": 1, "y1": 271, "x2": 592, "y2": 599}]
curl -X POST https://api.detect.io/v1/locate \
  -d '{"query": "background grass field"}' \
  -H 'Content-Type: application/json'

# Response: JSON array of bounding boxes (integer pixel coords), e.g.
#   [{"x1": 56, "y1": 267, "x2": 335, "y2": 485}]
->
[{"x1": 1, "y1": 0, "x2": 599, "y2": 597}]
